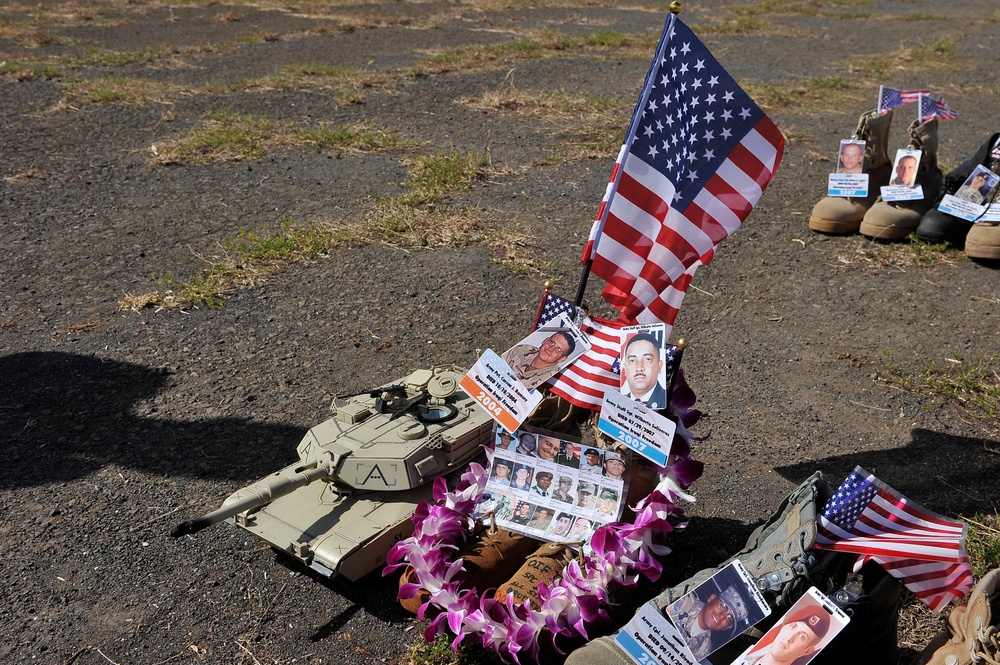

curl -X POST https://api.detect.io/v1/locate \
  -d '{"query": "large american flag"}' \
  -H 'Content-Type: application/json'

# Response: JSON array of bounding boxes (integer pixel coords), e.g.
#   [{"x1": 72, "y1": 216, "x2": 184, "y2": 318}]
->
[
  {"x1": 582, "y1": 14, "x2": 783, "y2": 325},
  {"x1": 878, "y1": 85, "x2": 932, "y2": 113},
  {"x1": 530, "y1": 292, "x2": 679, "y2": 410},
  {"x1": 816, "y1": 466, "x2": 973, "y2": 613}
]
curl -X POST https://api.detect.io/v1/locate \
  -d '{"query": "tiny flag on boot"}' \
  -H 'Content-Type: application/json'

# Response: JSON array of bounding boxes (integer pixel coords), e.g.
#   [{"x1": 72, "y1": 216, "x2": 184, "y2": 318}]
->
[
  {"x1": 934, "y1": 96, "x2": 958, "y2": 120},
  {"x1": 919, "y1": 94, "x2": 958, "y2": 122},
  {"x1": 582, "y1": 13, "x2": 783, "y2": 326},
  {"x1": 816, "y1": 466, "x2": 973, "y2": 612},
  {"x1": 878, "y1": 85, "x2": 932, "y2": 113}
]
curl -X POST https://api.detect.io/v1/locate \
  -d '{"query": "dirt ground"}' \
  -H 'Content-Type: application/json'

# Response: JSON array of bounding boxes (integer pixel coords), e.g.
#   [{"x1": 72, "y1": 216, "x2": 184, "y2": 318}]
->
[{"x1": 2, "y1": 1, "x2": 998, "y2": 664}]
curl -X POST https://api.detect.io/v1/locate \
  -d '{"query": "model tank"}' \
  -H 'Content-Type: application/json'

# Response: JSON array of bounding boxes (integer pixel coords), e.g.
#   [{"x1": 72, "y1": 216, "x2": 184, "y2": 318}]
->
[{"x1": 171, "y1": 364, "x2": 493, "y2": 580}]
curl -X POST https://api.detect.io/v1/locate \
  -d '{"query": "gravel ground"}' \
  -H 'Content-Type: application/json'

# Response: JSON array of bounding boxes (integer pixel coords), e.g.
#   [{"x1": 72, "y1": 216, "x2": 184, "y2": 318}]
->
[{"x1": 2, "y1": 1, "x2": 998, "y2": 664}]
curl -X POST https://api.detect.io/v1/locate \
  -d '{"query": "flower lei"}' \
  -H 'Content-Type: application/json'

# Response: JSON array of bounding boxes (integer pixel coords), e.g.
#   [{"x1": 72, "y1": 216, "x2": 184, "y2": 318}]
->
[{"x1": 384, "y1": 370, "x2": 704, "y2": 664}]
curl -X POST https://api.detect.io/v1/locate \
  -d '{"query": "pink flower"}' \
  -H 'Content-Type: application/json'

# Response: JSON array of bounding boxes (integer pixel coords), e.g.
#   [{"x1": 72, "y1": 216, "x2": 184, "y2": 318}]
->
[{"x1": 386, "y1": 374, "x2": 705, "y2": 663}]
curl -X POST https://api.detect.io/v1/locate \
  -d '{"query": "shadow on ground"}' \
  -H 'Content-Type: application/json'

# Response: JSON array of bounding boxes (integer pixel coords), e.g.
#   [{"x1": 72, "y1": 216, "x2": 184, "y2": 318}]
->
[
  {"x1": 776, "y1": 428, "x2": 1000, "y2": 518},
  {"x1": 0, "y1": 351, "x2": 304, "y2": 489}
]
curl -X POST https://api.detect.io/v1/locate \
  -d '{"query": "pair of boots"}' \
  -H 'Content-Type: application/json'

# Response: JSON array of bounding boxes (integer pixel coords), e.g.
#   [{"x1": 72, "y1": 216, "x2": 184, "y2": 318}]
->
[
  {"x1": 916, "y1": 132, "x2": 1000, "y2": 261},
  {"x1": 809, "y1": 109, "x2": 943, "y2": 241},
  {"x1": 564, "y1": 472, "x2": 904, "y2": 665}
]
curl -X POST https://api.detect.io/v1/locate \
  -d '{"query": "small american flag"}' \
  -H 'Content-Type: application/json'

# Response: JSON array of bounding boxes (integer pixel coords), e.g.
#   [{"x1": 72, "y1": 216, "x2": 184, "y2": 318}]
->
[
  {"x1": 816, "y1": 466, "x2": 973, "y2": 613},
  {"x1": 918, "y1": 94, "x2": 937, "y2": 122},
  {"x1": 934, "y1": 96, "x2": 958, "y2": 120},
  {"x1": 582, "y1": 14, "x2": 783, "y2": 326},
  {"x1": 531, "y1": 292, "x2": 679, "y2": 410},
  {"x1": 531, "y1": 292, "x2": 625, "y2": 409},
  {"x1": 878, "y1": 85, "x2": 931, "y2": 113},
  {"x1": 918, "y1": 94, "x2": 958, "y2": 122}
]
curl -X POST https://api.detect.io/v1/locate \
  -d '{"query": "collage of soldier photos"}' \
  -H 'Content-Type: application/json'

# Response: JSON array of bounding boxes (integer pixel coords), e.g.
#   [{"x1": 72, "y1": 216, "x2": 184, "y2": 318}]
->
[{"x1": 476, "y1": 424, "x2": 631, "y2": 547}]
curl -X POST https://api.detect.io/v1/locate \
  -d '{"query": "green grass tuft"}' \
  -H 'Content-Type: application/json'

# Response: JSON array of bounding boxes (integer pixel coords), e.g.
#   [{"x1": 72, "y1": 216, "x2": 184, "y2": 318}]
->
[
  {"x1": 964, "y1": 513, "x2": 1000, "y2": 578},
  {"x1": 878, "y1": 354, "x2": 1000, "y2": 426}
]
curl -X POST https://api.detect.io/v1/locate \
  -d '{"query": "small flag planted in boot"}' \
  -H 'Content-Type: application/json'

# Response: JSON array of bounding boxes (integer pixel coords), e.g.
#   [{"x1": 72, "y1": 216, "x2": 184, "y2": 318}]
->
[
  {"x1": 934, "y1": 96, "x2": 958, "y2": 120},
  {"x1": 878, "y1": 85, "x2": 931, "y2": 114},
  {"x1": 919, "y1": 94, "x2": 958, "y2": 122},
  {"x1": 816, "y1": 466, "x2": 973, "y2": 613}
]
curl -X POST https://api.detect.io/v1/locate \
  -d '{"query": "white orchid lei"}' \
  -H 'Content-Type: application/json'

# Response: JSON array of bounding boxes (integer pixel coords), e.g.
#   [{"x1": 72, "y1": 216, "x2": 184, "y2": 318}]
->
[{"x1": 384, "y1": 371, "x2": 704, "y2": 664}]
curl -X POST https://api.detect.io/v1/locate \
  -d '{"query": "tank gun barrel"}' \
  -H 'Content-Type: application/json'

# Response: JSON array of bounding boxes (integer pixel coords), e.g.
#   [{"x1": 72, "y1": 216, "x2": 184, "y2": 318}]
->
[{"x1": 171, "y1": 463, "x2": 331, "y2": 537}]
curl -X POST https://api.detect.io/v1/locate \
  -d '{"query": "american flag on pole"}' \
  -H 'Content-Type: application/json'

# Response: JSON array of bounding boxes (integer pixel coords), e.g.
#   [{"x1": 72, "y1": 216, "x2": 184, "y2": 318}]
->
[
  {"x1": 582, "y1": 14, "x2": 783, "y2": 325},
  {"x1": 531, "y1": 291, "x2": 679, "y2": 410},
  {"x1": 878, "y1": 85, "x2": 932, "y2": 114},
  {"x1": 816, "y1": 466, "x2": 973, "y2": 613},
  {"x1": 918, "y1": 94, "x2": 957, "y2": 122}
]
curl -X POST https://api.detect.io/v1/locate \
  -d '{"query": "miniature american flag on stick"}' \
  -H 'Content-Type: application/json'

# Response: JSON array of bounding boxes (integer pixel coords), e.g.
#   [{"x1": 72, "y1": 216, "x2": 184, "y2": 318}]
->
[
  {"x1": 878, "y1": 85, "x2": 932, "y2": 114},
  {"x1": 582, "y1": 13, "x2": 783, "y2": 326},
  {"x1": 531, "y1": 291, "x2": 624, "y2": 409},
  {"x1": 816, "y1": 466, "x2": 973, "y2": 613}
]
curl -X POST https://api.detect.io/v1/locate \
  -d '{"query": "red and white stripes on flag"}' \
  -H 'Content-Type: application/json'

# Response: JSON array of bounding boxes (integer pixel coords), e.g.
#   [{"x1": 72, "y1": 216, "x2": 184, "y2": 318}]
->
[
  {"x1": 582, "y1": 13, "x2": 784, "y2": 326},
  {"x1": 816, "y1": 466, "x2": 973, "y2": 613}
]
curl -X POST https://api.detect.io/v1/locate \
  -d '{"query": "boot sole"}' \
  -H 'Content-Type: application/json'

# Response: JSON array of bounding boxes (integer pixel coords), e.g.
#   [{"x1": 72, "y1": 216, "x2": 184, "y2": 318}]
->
[
  {"x1": 859, "y1": 221, "x2": 916, "y2": 241},
  {"x1": 965, "y1": 241, "x2": 1000, "y2": 260},
  {"x1": 809, "y1": 215, "x2": 861, "y2": 234}
]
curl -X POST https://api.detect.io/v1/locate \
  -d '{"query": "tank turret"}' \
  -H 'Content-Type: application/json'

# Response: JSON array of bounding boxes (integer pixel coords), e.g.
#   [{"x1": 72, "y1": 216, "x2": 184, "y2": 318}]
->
[{"x1": 171, "y1": 364, "x2": 492, "y2": 580}]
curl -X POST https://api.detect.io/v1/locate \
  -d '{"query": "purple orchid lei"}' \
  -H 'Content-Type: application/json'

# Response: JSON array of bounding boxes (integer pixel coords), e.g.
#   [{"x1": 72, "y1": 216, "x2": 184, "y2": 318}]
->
[{"x1": 384, "y1": 370, "x2": 704, "y2": 664}]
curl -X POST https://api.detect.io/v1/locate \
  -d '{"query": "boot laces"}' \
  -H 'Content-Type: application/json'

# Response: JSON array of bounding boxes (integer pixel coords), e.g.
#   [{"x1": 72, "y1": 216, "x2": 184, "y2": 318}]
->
[
  {"x1": 772, "y1": 531, "x2": 818, "y2": 607},
  {"x1": 971, "y1": 621, "x2": 1000, "y2": 664}
]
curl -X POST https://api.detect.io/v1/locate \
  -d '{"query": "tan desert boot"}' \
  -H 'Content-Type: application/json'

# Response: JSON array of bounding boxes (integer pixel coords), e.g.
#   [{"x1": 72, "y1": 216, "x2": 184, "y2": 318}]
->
[
  {"x1": 860, "y1": 117, "x2": 943, "y2": 240},
  {"x1": 913, "y1": 567, "x2": 1000, "y2": 665},
  {"x1": 809, "y1": 109, "x2": 893, "y2": 234}
]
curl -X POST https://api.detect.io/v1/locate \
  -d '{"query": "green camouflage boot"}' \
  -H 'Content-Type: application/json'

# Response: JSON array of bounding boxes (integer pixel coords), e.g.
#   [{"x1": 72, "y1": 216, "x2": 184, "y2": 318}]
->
[
  {"x1": 913, "y1": 568, "x2": 1000, "y2": 665},
  {"x1": 860, "y1": 117, "x2": 943, "y2": 240},
  {"x1": 810, "y1": 110, "x2": 893, "y2": 234},
  {"x1": 563, "y1": 472, "x2": 903, "y2": 665},
  {"x1": 564, "y1": 472, "x2": 833, "y2": 665}
]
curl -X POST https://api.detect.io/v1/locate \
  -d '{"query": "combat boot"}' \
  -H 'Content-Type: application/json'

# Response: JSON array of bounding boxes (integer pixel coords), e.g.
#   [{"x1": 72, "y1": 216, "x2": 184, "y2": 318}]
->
[
  {"x1": 810, "y1": 110, "x2": 893, "y2": 234},
  {"x1": 861, "y1": 117, "x2": 944, "y2": 240},
  {"x1": 398, "y1": 525, "x2": 539, "y2": 615},
  {"x1": 965, "y1": 222, "x2": 1000, "y2": 261},
  {"x1": 916, "y1": 132, "x2": 1000, "y2": 247},
  {"x1": 494, "y1": 540, "x2": 581, "y2": 609},
  {"x1": 564, "y1": 473, "x2": 835, "y2": 665},
  {"x1": 913, "y1": 567, "x2": 1000, "y2": 665},
  {"x1": 564, "y1": 473, "x2": 903, "y2": 665}
]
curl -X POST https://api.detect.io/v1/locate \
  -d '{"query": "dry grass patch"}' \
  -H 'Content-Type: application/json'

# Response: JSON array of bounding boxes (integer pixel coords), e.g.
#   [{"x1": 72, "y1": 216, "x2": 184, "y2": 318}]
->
[
  {"x1": 214, "y1": 63, "x2": 395, "y2": 99},
  {"x1": 3, "y1": 167, "x2": 44, "y2": 184},
  {"x1": 830, "y1": 235, "x2": 964, "y2": 272},
  {"x1": 847, "y1": 35, "x2": 962, "y2": 79},
  {"x1": 55, "y1": 75, "x2": 184, "y2": 107},
  {"x1": 123, "y1": 146, "x2": 542, "y2": 310},
  {"x1": 411, "y1": 28, "x2": 657, "y2": 76},
  {"x1": 459, "y1": 82, "x2": 630, "y2": 160},
  {"x1": 119, "y1": 210, "x2": 547, "y2": 311},
  {"x1": 879, "y1": 353, "x2": 1000, "y2": 435},
  {"x1": 744, "y1": 75, "x2": 861, "y2": 113},
  {"x1": 150, "y1": 110, "x2": 409, "y2": 165}
]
